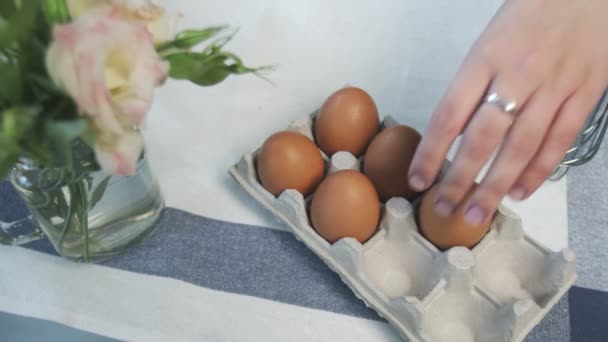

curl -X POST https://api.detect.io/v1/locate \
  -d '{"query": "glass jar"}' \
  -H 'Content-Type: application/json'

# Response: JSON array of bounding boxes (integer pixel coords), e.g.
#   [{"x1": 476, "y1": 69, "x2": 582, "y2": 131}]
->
[{"x1": 1, "y1": 139, "x2": 164, "y2": 262}]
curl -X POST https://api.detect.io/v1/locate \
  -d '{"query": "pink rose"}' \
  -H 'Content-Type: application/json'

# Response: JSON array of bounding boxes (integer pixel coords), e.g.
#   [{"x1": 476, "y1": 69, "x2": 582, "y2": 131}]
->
[
  {"x1": 67, "y1": 0, "x2": 179, "y2": 45},
  {"x1": 46, "y1": 6, "x2": 169, "y2": 176}
]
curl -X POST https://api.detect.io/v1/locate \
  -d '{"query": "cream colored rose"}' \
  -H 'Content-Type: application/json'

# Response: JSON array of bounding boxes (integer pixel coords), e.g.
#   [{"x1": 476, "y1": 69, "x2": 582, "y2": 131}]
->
[
  {"x1": 46, "y1": 5, "x2": 169, "y2": 175},
  {"x1": 66, "y1": 0, "x2": 178, "y2": 44}
]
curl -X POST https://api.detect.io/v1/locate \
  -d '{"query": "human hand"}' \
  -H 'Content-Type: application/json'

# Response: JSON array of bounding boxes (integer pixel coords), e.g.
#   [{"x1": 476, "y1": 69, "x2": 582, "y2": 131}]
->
[{"x1": 408, "y1": 0, "x2": 608, "y2": 224}]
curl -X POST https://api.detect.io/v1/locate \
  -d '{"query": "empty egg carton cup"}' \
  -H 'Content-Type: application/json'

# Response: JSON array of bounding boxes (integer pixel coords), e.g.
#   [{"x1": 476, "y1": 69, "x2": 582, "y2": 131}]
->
[{"x1": 229, "y1": 114, "x2": 576, "y2": 342}]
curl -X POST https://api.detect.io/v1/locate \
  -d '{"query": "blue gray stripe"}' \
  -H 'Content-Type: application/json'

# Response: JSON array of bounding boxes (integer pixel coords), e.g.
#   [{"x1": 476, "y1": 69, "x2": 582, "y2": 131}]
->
[
  {"x1": 0, "y1": 311, "x2": 115, "y2": 342},
  {"x1": 24, "y1": 206, "x2": 381, "y2": 321},
  {"x1": 567, "y1": 139, "x2": 608, "y2": 293},
  {"x1": 569, "y1": 287, "x2": 608, "y2": 341}
]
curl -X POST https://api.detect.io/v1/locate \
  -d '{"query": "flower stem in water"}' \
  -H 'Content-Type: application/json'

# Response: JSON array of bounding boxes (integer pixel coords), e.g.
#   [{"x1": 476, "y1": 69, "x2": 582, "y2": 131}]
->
[
  {"x1": 76, "y1": 180, "x2": 90, "y2": 261},
  {"x1": 57, "y1": 184, "x2": 76, "y2": 256}
]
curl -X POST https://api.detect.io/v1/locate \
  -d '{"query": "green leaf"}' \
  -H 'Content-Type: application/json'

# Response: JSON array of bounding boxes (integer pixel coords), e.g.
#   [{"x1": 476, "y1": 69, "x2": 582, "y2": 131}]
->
[
  {"x1": 192, "y1": 66, "x2": 232, "y2": 86},
  {"x1": 0, "y1": 133, "x2": 18, "y2": 179},
  {"x1": 20, "y1": 35, "x2": 47, "y2": 73},
  {"x1": 158, "y1": 26, "x2": 227, "y2": 52},
  {"x1": 18, "y1": 34, "x2": 52, "y2": 102},
  {"x1": 163, "y1": 26, "x2": 275, "y2": 86},
  {"x1": 0, "y1": 61, "x2": 21, "y2": 103},
  {"x1": 42, "y1": 0, "x2": 70, "y2": 25},
  {"x1": 167, "y1": 49, "x2": 276, "y2": 86},
  {"x1": 45, "y1": 118, "x2": 88, "y2": 145},
  {"x1": 0, "y1": 1, "x2": 16, "y2": 18},
  {"x1": 1, "y1": 106, "x2": 39, "y2": 138},
  {"x1": 44, "y1": 95, "x2": 79, "y2": 120},
  {"x1": 0, "y1": 0, "x2": 39, "y2": 47},
  {"x1": 28, "y1": 74, "x2": 59, "y2": 94},
  {"x1": 165, "y1": 52, "x2": 199, "y2": 79},
  {"x1": 45, "y1": 118, "x2": 88, "y2": 169},
  {"x1": 89, "y1": 176, "x2": 111, "y2": 210},
  {"x1": 28, "y1": 73, "x2": 62, "y2": 102},
  {"x1": 166, "y1": 52, "x2": 233, "y2": 86},
  {"x1": 199, "y1": 29, "x2": 239, "y2": 55}
]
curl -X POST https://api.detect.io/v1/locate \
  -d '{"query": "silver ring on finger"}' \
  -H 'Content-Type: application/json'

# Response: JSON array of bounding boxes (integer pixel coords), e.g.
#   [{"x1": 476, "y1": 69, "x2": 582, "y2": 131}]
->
[{"x1": 484, "y1": 91, "x2": 519, "y2": 117}]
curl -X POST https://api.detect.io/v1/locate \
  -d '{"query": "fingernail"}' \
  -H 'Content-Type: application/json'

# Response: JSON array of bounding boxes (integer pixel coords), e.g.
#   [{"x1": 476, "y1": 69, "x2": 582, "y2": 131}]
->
[
  {"x1": 509, "y1": 186, "x2": 527, "y2": 201},
  {"x1": 464, "y1": 205, "x2": 487, "y2": 225},
  {"x1": 409, "y1": 173, "x2": 427, "y2": 191},
  {"x1": 434, "y1": 199, "x2": 454, "y2": 217}
]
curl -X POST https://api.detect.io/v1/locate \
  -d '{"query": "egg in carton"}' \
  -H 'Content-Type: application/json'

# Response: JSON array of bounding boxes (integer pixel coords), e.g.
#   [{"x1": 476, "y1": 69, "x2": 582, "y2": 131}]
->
[{"x1": 229, "y1": 113, "x2": 577, "y2": 342}]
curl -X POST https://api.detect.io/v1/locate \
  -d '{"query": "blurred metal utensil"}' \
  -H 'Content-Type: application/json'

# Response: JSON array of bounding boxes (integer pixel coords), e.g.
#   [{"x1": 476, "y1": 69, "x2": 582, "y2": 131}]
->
[{"x1": 550, "y1": 89, "x2": 608, "y2": 180}]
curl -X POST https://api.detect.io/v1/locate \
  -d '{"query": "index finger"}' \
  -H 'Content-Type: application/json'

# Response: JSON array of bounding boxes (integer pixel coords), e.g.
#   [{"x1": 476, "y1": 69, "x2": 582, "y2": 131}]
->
[{"x1": 408, "y1": 58, "x2": 493, "y2": 191}]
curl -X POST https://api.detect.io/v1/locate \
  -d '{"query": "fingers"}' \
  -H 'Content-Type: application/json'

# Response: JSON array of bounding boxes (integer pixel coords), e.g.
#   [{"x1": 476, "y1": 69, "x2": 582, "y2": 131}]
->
[
  {"x1": 461, "y1": 88, "x2": 564, "y2": 222},
  {"x1": 462, "y1": 70, "x2": 584, "y2": 222},
  {"x1": 510, "y1": 79, "x2": 607, "y2": 198},
  {"x1": 431, "y1": 70, "x2": 539, "y2": 217},
  {"x1": 408, "y1": 58, "x2": 493, "y2": 191}
]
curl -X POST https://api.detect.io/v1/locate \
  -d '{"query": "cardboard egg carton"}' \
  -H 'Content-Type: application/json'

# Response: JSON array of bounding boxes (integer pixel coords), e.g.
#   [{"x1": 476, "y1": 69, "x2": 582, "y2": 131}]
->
[{"x1": 229, "y1": 114, "x2": 576, "y2": 342}]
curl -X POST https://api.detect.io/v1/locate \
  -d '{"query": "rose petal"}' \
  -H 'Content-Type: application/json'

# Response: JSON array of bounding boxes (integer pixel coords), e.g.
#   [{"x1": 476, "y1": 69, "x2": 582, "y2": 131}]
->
[
  {"x1": 47, "y1": 5, "x2": 167, "y2": 176},
  {"x1": 95, "y1": 130, "x2": 143, "y2": 176}
]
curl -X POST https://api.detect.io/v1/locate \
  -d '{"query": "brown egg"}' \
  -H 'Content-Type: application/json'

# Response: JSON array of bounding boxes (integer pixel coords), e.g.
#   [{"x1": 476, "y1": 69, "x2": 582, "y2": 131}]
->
[
  {"x1": 257, "y1": 131, "x2": 325, "y2": 197},
  {"x1": 363, "y1": 125, "x2": 422, "y2": 202},
  {"x1": 418, "y1": 184, "x2": 492, "y2": 250},
  {"x1": 310, "y1": 170, "x2": 380, "y2": 243},
  {"x1": 315, "y1": 87, "x2": 380, "y2": 157}
]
